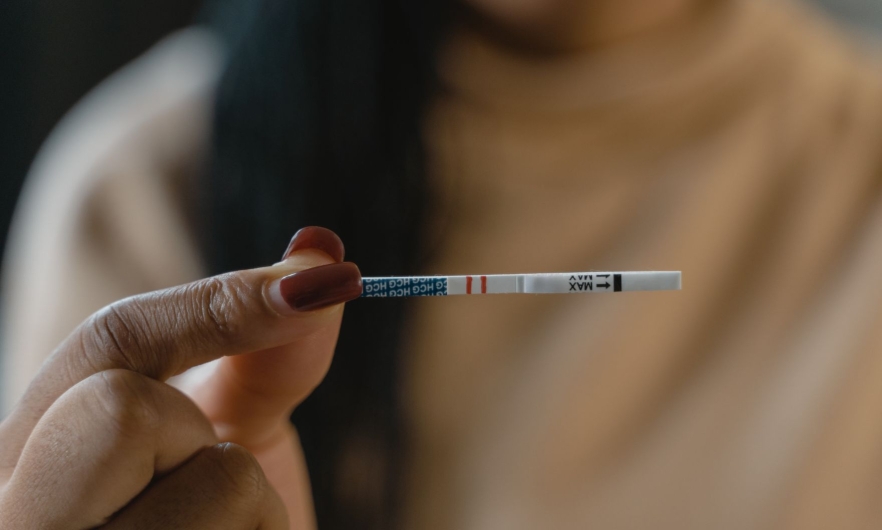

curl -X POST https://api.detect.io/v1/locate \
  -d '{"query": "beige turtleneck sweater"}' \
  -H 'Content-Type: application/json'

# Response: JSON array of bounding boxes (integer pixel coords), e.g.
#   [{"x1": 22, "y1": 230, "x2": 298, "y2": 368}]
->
[{"x1": 5, "y1": 2, "x2": 882, "y2": 529}]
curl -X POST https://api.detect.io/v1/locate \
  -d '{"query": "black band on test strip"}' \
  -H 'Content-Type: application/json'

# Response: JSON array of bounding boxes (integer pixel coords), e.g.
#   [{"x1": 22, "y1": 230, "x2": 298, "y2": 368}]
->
[{"x1": 613, "y1": 274, "x2": 622, "y2": 292}]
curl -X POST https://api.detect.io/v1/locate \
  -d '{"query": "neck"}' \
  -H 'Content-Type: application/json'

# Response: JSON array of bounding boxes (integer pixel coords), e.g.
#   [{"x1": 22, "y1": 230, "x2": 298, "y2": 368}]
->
[{"x1": 458, "y1": 0, "x2": 704, "y2": 55}]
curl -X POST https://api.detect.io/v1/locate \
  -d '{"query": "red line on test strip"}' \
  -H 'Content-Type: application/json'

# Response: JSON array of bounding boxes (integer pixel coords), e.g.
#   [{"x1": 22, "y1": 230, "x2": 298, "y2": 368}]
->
[
  {"x1": 466, "y1": 276, "x2": 472, "y2": 294},
  {"x1": 481, "y1": 275, "x2": 487, "y2": 294}
]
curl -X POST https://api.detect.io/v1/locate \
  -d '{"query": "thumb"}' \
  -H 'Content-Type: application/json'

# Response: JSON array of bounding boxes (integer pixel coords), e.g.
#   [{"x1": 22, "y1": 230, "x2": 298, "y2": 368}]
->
[{"x1": 183, "y1": 227, "x2": 352, "y2": 447}]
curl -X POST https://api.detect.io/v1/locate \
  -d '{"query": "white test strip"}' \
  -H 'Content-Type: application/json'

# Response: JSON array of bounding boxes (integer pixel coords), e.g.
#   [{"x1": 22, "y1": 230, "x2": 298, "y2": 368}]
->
[{"x1": 360, "y1": 271, "x2": 681, "y2": 298}]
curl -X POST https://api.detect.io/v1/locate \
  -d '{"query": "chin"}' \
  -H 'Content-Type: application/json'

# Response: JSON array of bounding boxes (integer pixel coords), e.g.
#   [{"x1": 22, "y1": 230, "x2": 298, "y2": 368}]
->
[
  {"x1": 460, "y1": 0, "x2": 586, "y2": 51},
  {"x1": 469, "y1": 0, "x2": 576, "y2": 25}
]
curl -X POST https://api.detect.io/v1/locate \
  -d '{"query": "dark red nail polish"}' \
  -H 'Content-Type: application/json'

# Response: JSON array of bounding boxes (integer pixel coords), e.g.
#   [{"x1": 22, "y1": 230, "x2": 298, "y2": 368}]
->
[
  {"x1": 281, "y1": 226, "x2": 345, "y2": 262},
  {"x1": 277, "y1": 262, "x2": 362, "y2": 311}
]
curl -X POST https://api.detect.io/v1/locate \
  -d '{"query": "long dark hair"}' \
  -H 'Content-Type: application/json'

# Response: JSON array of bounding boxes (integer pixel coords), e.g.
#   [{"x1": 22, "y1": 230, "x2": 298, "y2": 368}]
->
[{"x1": 201, "y1": 0, "x2": 448, "y2": 527}]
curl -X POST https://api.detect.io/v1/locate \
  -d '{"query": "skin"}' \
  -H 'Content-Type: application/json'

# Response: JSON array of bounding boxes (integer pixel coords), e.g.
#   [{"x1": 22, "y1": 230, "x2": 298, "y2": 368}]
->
[{"x1": 0, "y1": 248, "x2": 341, "y2": 529}]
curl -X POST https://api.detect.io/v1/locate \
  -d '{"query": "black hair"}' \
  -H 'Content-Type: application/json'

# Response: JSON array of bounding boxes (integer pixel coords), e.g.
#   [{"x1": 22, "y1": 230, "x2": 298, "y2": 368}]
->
[{"x1": 201, "y1": 0, "x2": 448, "y2": 527}]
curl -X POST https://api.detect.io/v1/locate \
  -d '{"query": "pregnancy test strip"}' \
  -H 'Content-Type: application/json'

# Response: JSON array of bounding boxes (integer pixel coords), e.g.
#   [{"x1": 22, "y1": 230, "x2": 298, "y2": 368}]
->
[{"x1": 361, "y1": 271, "x2": 681, "y2": 298}]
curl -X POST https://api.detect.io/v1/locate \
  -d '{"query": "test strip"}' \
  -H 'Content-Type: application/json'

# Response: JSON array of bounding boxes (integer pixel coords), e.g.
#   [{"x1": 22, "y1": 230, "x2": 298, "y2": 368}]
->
[{"x1": 360, "y1": 271, "x2": 681, "y2": 298}]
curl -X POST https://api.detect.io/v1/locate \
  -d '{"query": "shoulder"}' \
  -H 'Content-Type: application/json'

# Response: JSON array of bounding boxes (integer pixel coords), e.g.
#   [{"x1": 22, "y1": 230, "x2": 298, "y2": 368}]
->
[
  {"x1": 21, "y1": 27, "x2": 224, "y2": 202},
  {"x1": 1, "y1": 28, "x2": 225, "y2": 410},
  {"x1": 4, "y1": 27, "x2": 224, "y2": 280}
]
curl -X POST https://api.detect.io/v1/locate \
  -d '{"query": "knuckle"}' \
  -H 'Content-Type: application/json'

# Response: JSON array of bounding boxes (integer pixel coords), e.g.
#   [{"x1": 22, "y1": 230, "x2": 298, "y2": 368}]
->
[
  {"x1": 84, "y1": 301, "x2": 162, "y2": 376},
  {"x1": 87, "y1": 369, "x2": 159, "y2": 440},
  {"x1": 204, "y1": 442, "x2": 268, "y2": 505},
  {"x1": 188, "y1": 275, "x2": 255, "y2": 346}
]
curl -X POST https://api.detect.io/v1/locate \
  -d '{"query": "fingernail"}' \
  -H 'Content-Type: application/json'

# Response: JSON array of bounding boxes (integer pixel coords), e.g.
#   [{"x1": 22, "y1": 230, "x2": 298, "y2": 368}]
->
[
  {"x1": 281, "y1": 226, "x2": 345, "y2": 262},
  {"x1": 267, "y1": 262, "x2": 362, "y2": 314}
]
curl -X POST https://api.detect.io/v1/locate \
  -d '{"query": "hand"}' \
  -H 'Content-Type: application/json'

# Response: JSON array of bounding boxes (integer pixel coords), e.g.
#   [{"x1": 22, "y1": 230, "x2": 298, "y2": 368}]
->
[{"x1": 0, "y1": 227, "x2": 361, "y2": 529}]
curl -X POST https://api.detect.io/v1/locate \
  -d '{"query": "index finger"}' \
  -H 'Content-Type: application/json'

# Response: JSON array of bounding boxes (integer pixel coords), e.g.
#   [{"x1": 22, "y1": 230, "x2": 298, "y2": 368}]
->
[{"x1": 0, "y1": 257, "x2": 362, "y2": 472}]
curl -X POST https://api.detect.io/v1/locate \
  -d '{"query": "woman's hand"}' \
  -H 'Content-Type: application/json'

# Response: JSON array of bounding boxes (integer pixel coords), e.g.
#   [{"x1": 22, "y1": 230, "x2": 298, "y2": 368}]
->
[{"x1": 0, "y1": 227, "x2": 361, "y2": 529}]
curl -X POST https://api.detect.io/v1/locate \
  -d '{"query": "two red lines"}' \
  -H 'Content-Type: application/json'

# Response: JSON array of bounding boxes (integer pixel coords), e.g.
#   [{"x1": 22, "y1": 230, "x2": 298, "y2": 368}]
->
[{"x1": 465, "y1": 275, "x2": 487, "y2": 294}]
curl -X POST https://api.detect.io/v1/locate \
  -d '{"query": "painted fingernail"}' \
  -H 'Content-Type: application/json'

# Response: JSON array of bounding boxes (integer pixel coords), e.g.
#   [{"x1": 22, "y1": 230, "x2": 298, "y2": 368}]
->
[
  {"x1": 268, "y1": 262, "x2": 362, "y2": 313},
  {"x1": 281, "y1": 226, "x2": 345, "y2": 262}
]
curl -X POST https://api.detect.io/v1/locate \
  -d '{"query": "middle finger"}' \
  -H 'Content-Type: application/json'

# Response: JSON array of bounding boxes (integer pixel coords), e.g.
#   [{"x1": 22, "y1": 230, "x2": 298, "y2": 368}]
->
[{"x1": 0, "y1": 369, "x2": 217, "y2": 529}]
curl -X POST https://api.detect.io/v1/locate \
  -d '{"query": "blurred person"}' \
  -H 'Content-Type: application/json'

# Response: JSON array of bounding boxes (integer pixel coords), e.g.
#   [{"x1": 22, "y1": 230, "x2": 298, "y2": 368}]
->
[
  {"x1": 3, "y1": 0, "x2": 882, "y2": 528},
  {"x1": 0, "y1": 0, "x2": 201, "y2": 267}
]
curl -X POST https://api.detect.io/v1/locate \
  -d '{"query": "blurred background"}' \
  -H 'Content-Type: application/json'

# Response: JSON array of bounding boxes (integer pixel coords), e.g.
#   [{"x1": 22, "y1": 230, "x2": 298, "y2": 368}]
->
[
  {"x1": 0, "y1": 0, "x2": 201, "y2": 270},
  {"x1": 2, "y1": 0, "x2": 881, "y2": 276},
  {"x1": 0, "y1": 0, "x2": 880, "y2": 396},
  {"x1": 0, "y1": 0, "x2": 879, "y2": 264}
]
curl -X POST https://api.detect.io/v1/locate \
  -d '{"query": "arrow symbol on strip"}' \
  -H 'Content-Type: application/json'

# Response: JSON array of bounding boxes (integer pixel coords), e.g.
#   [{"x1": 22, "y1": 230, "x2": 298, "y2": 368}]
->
[
  {"x1": 597, "y1": 282, "x2": 611, "y2": 289},
  {"x1": 598, "y1": 274, "x2": 610, "y2": 279}
]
